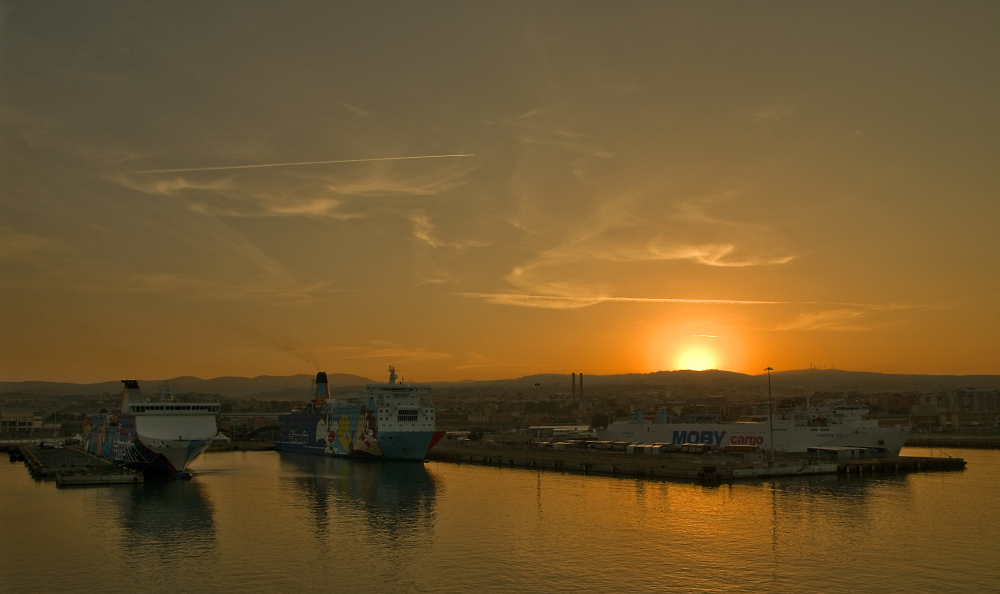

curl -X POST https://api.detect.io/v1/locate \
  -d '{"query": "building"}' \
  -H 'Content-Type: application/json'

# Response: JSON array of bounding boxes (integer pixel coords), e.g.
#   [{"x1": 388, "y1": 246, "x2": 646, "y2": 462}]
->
[{"x1": 0, "y1": 408, "x2": 44, "y2": 437}]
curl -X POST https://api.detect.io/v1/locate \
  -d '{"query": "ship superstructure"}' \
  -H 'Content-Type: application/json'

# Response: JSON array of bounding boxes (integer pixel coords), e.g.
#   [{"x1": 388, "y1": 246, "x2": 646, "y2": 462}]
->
[
  {"x1": 275, "y1": 368, "x2": 445, "y2": 461},
  {"x1": 83, "y1": 380, "x2": 220, "y2": 474},
  {"x1": 599, "y1": 402, "x2": 911, "y2": 455}
]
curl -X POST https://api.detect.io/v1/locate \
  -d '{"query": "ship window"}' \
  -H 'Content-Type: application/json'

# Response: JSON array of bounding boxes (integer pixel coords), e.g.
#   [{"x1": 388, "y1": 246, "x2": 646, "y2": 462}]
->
[{"x1": 397, "y1": 409, "x2": 419, "y2": 422}]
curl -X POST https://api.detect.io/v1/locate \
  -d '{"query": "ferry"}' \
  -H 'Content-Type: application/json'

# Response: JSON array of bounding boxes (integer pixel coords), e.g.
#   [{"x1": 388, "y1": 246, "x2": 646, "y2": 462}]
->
[
  {"x1": 599, "y1": 402, "x2": 911, "y2": 455},
  {"x1": 275, "y1": 368, "x2": 445, "y2": 461},
  {"x1": 83, "y1": 380, "x2": 220, "y2": 475}
]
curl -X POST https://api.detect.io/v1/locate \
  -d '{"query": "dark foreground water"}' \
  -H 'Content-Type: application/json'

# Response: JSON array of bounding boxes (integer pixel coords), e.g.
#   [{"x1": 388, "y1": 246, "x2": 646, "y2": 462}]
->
[{"x1": 2, "y1": 447, "x2": 997, "y2": 594}]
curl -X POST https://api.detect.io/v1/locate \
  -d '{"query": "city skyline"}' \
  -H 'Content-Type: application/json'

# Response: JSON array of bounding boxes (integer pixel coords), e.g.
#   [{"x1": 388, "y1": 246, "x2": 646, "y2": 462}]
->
[{"x1": 1, "y1": 2, "x2": 997, "y2": 383}]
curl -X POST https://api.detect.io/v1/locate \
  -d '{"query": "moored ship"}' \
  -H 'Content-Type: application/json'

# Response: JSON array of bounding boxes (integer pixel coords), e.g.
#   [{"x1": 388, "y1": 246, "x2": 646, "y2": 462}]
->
[
  {"x1": 275, "y1": 368, "x2": 445, "y2": 461},
  {"x1": 83, "y1": 380, "x2": 220, "y2": 475},
  {"x1": 599, "y1": 402, "x2": 911, "y2": 455}
]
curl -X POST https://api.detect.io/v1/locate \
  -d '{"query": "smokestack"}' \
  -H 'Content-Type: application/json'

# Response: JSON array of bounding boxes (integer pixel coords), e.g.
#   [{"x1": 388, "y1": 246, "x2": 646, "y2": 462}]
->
[
  {"x1": 580, "y1": 373, "x2": 584, "y2": 398},
  {"x1": 315, "y1": 372, "x2": 330, "y2": 400},
  {"x1": 121, "y1": 380, "x2": 142, "y2": 408},
  {"x1": 572, "y1": 373, "x2": 576, "y2": 398}
]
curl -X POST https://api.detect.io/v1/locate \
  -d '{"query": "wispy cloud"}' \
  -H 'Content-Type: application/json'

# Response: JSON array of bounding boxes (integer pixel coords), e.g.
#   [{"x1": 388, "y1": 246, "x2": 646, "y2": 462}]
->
[
  {"x1": 459, "y1": 293, "x2": 788, "y2": 310},
  {"x1": 269, "y1": 198, "x2": 362, "y2": 219},
  {"x1": 114, "y1": 174, "x2": 236, "y2": 196},
  {"x1": 132, "y1": 154, "x2": 475, "y2": 174},
  {"x1": 321, "y1": 341, "x2": 451, "y2": 362},
  {"x1": 114, "y1": 158, "x2": 477, "y2": 221},
  {"x1": 748, "y1": 104, "x2": 793, "y2": 124},
  {"x1": 0, "y1": 227, "x2": 57, "y2": 258},
  {"x1": 341, "y1": 103, "x2": 370, "y2": 117},
  {"x1": 646, "y1": 242, "x2": 795, "y2": 267},
  {"x1": 410, "y1": 210, "x2": 489, "y2": 250},
  {"x1": 774, "y1": 308, "x2": 900, "y2": 332},
  {"x1": 497, "y1": 236, "x2": 796, "y2": 303},
  {"x1": 69, "y1": 271, "x2": 338, "y2": 305}
]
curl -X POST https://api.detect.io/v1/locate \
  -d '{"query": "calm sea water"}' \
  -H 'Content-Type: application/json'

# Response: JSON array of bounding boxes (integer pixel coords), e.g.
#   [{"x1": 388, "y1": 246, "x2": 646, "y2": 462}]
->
[{"x1": 1, "y1": 447, "x2": 997, "y2": 594}]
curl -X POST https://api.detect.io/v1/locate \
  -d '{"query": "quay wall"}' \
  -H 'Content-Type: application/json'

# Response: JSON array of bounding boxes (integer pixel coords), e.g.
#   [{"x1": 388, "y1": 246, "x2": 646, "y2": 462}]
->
[{"x1": 428, "y1": 443, "x2": 965, "y2": 481}]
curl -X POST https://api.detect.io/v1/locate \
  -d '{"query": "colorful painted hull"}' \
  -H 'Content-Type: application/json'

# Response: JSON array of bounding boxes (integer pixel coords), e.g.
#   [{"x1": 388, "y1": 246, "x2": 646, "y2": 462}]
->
[
  {"x1": 83, "y1": 411, "x2": 216, "y2": 474},
  {"x1": 276, "y1": 398, "x2": 444, "y2": 461}
]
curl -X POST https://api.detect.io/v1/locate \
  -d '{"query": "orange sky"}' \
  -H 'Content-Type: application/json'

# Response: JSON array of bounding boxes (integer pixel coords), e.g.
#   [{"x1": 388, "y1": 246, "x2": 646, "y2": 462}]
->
[{"x1": 1, "y1": 3, "x2": 997, "y2": 383}]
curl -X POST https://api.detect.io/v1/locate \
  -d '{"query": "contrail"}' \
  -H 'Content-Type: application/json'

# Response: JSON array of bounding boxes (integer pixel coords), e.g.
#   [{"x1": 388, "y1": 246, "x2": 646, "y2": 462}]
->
[{"x1": 134, "y1": 153, "x2": 476, "y2": 174}]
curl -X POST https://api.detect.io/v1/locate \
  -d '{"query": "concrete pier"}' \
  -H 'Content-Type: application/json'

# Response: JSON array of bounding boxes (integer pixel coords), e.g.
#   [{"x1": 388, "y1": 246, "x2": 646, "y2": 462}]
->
[
  {"x1": 428, "y1": 442, "x2": 965, "y2": 481},
  {"x1": 904, "y1": 434, "x2": 998, "y2": 449},
  {"x1": 17, "y1": 445, "x2": 143, "y2": 485}
]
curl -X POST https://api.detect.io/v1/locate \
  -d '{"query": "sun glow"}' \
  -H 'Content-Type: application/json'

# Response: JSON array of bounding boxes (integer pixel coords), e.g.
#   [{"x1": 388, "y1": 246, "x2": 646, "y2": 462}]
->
[{"x1": 674, "y1": 346, "x2": 720, "y2": 371}]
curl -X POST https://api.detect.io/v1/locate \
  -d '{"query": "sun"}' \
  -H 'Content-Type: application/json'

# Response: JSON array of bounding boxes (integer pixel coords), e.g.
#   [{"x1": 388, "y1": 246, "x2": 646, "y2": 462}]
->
[{"x1": 674, "y1": 346, "x2": 719, "y2": 371}]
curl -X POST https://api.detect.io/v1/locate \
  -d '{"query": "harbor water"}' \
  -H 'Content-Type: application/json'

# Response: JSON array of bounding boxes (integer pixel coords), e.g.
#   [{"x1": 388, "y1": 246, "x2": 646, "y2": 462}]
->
[{"x1": 1, "y1": 447, "x2": 997, "y2": 594}]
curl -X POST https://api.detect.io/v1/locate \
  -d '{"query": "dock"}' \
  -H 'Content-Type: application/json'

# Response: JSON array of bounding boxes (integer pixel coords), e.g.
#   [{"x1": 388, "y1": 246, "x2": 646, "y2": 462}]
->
[
  {"x1": 904, "y1": 434, "x2": 998, "y2": 449},
  {"x1": 15, "y1": 445, "x2": 143, "y2": 485},
  {"x1": 428, "y1": 442, "x2": 966, "y2": 481}
]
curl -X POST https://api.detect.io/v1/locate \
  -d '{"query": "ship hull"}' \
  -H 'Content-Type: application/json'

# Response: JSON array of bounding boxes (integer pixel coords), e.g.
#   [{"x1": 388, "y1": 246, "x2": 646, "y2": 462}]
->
[
  {"x1": 83, "y1": 412, "x2": 216, "y2": 474},
  {"x1": 599, "y1": 421, "x2": 911, "y2": 455},
  {"x1": 276, "y1": 407, "x2": 444, "y2": 461}
]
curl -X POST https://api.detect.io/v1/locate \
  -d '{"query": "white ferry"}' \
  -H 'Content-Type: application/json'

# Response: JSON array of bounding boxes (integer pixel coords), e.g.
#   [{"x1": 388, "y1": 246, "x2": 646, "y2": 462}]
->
[
  {"x1": 599, "y1": 402, "x2": 911, "y2": 455},
  {"x1": 83, "y1": 380, "x2": 220, "y2": 474}
]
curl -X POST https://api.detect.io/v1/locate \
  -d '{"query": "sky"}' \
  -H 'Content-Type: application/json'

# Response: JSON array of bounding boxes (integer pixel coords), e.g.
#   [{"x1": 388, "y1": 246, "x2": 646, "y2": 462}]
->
[{"x1": 1, "y1": 1, "x2": 997, "y2": 383}]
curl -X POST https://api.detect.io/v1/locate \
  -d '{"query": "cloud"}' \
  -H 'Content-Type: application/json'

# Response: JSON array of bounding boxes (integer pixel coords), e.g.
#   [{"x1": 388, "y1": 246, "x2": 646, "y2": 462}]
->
[
  {"x1": 774, "y1": 308, "x2": 901, "y2": 332},
  {"x1": 646, "y1": 242, "x2": 795, "y2": 267},
  {"x1": 132, "y1": 153, "x2": 475, "y2": 174},
  {"x1": 68, "y1": 271, "x2": 338, "y2": 305},
  {"x1": 113, "y1": 173, "x2": 237, "y2": 196},
  {"x1": 0, "y1": 227, "x2": 57, "y2": 258},
  {"x1": 410, "y1": 210, "x2": 489, "y2": 250},
  {"x1": 269, "y1": 198, "x2": 360, "y2": 219},
  {"x1": 748, "y1": 105, "x2": 793, "y2": 124},
  {"x1": 341, "y1": 103, "x2": 370, "y2": 117},
  {"x1": 490, "y1": 134, "x2": 799, "y2": 303},
  {"x1": 494, "y1": 234, "x2": 796, "y2": 304},
  {"x1": 459, "y1": 293, "x2": 788, "y2": 310},
  {"x1": 321, "y1": 341, "x2": 451, "y2": 363},
  {"x1": 113, "y1": 158, "x2": 477, "y2": 221}
]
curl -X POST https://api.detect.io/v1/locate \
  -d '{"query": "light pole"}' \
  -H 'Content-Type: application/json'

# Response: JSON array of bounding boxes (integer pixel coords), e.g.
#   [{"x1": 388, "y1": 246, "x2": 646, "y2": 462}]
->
[
  {"x1": 535, "y1": 383, "x2": 541, "y2": 444},
  {"x1": 765, "y1": 366, "x2": 774, "y2": 466}
]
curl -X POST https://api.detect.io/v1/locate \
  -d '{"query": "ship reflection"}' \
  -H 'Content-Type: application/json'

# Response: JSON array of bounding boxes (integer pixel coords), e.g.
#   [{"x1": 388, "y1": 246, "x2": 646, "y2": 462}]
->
[
  {"x1": 111, "y1": 476, "x2": 217, "y2": 554},
  {"x1": 278, "y1": 452, "x2": 437, "y2": 540}
]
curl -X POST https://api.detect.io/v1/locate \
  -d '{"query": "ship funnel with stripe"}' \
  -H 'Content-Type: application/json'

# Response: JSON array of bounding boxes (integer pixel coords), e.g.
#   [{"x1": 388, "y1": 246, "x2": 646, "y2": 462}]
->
[{"x1": 314, "y1": 372, "x2": 330, "y2": 401}]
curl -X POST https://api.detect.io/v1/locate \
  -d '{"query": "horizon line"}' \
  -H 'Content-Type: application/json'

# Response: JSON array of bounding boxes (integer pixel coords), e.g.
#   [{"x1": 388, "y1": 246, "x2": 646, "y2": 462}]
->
[{"x1": 3, "y1": 367, "x2": 998, "y2": 386}]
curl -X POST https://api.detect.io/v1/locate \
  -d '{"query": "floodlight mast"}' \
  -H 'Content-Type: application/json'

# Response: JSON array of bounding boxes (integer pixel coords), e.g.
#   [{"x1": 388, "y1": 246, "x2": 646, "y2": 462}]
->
[
  {"x1": 765, "y1": 367, "x2": 774, "y2": 466},
  {"x1": 535, "y1": 383, "x2": 541, "y2": 443}
]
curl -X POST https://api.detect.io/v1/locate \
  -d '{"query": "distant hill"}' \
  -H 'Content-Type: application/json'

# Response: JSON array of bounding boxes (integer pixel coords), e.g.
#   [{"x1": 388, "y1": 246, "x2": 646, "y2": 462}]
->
[
  {"x1": 3, "y1": 369, "x2": 996, "y2": 398},
  {"x1": 433, "y1": 369, "x2": 1000, "y2": 393},
  {"x1": 764, "y1": 369, "x2": 1000, "y2": 393},
  {"x1": 0, "y1": 373, "x2": 374, "y2": 398}
]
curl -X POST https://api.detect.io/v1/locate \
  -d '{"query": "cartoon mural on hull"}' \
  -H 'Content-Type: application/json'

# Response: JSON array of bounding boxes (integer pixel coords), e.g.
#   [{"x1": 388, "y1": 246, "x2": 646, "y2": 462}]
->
[
  {"x1": 321, "y1": 400, "x2": 384, "y2": 456},
  {"x1": 351, "y1": 406, "x2": 383, "y2": 456},
  {"x1": 277, "y1": 370, "x2": 445, "y2": 461},
  {"x1": 83, "y1": 413, "x2": 165, "y2": 470}
]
